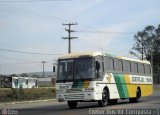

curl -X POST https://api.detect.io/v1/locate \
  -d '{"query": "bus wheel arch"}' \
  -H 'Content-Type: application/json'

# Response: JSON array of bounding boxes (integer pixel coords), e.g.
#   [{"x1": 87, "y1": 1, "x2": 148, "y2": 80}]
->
[
  {"x1": 98, "y1": 86, "x2": 110, "y2": 107},
  {"x1": 136, "y1": 87, "x2": 141, "y2": 102},
  {"x1": 137, "y1": 86, "x2": 141, "y2": 97},
  {"x1": 129, "y1": 87, "x2": 141, "y2": 103}
]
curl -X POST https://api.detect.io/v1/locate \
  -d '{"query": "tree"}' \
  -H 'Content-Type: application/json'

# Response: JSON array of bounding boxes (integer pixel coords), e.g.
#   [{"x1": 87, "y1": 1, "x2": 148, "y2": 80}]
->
[
  {"x1": 130, "y1": 25, "x2": 160, "y2": 62},
  {"x1": 31, "y1": 74, "x2": 39, "y2": 78},
  {"x1": 20, "y1": 73, "x2": 29, "y2": 77},
  {"x1": 130, "y1": 24, "x2": 160, "y2": 84}
]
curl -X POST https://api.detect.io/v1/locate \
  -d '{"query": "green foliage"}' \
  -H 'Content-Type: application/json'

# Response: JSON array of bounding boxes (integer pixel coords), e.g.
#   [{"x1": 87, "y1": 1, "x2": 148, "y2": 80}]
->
[
  {"x1": 20, "y1": 73, "x2": 29, "y2": 77},
  {"x1": 0, "y1": 88, "x2": 56, "y2": 102},
  {"x1": 31, "y1": 74, "x2": 39, "y2": 78},
  {"x1": 130, "y1": 24, "x2": 160, "y2": 61}
]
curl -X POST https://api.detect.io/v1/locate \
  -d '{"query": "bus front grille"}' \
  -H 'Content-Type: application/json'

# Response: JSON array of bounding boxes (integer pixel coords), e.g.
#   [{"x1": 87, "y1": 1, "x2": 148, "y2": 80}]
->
[{"x1": 64, "y1": 93, "x2": 84, "y2": 100}]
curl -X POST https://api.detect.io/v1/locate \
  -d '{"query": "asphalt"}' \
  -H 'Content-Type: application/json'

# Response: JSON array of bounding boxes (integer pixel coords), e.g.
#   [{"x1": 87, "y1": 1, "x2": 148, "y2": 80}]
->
[{"x1": 0, "y1": 92, "x2": 160, "y2": 115}]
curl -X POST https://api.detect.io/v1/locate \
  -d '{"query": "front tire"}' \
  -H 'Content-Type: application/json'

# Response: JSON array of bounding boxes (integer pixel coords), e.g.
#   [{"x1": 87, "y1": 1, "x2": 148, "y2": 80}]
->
[
  {"x1": 67, "y1": 101, "x2": 77, "y2": 109},
  {"x1": 98, "y1": 89, "x2": 109, "y2": 107}
]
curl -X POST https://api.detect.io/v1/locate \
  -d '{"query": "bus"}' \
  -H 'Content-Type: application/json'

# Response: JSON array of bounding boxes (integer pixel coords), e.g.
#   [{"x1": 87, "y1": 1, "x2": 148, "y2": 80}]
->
[
  {"x1": 55, "y1": 52, "x2": 153, "y2": 108},
  {"x1": 1, "y1": 76, "x2": 38, "y2": 88}
]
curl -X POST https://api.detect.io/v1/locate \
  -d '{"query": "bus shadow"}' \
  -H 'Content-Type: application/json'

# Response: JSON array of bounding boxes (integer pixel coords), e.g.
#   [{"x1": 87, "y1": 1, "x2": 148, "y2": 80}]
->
[{"x1": 60, "y1": 100, "x2": 145, "y2": 110}]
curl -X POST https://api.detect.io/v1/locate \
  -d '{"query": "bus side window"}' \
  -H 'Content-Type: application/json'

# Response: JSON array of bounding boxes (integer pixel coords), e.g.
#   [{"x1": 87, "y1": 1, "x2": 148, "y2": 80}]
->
[
  {"x1": 104, "y1": 57, "x2": 114, "y2": 72},
  {"x1": 131, "y1": 62, "x2": 135, "y2": 74},
  {"x1": 95, "y1": 56, "x2": 104, "y2": 78},
  {"x1": 114, "y1": 59, "x2": 123, "y2": 72},
  {"x1": 131, "y1": 62, "x2": 139, "y2": 74},
  {"x1": 123, "y1": 60, "x2": 131, "y2": 73},
  {"x1": 135, "y1": 63, "x2": 139, "y2": 74},
  {"x1": 144, "y1": 64, "x2": 151, "y2": 75},
  {"x1": 138, "y1": 63, "x2": 145, "y2": 74}
]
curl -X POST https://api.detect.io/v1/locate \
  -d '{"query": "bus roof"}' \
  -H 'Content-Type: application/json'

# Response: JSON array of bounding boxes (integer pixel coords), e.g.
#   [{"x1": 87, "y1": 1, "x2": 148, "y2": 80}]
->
[
  {"x1": 58, "y1": 52, "x2": 103, "y2": 59},
  {"x1": 58, "y1": 52, "x2": 150, "y2": 64}
]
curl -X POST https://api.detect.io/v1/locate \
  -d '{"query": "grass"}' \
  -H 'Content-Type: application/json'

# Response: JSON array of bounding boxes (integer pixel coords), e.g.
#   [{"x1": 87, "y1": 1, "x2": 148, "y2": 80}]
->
[
  {"x1": 0, "y1": 88, "x2": 56, "y2": 103},
  {"x1": 38, "y1": 84, "x2": 54, "y2": 87}
]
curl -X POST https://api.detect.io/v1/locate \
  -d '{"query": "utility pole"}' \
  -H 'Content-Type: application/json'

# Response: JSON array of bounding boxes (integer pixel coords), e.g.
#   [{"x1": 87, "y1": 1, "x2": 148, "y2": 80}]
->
[
  {"x1": 41, "y1": 61, "x2": 47, "y2": 78},
  {"x1": 62, "y1": 23, "x2": 78, "y2": 54}
]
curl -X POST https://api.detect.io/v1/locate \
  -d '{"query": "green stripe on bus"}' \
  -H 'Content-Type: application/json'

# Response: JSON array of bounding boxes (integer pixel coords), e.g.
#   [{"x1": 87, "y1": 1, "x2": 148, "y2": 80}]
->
[
  {"x1": 113, "y1": 74, "x2": 129, "y2": 98},
  {"x1": 72, "y1": 81, "x2": 83, "y2": 88}
]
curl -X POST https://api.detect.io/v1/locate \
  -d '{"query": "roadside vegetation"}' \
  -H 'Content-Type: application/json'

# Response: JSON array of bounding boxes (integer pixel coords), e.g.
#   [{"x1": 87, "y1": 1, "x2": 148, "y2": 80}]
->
[
  {"x1": 154, "y1": 87, "x2": 160, "y2": 92},
  {"x1": 0, "y1": 88, "x2": 56, "y2": 103}
]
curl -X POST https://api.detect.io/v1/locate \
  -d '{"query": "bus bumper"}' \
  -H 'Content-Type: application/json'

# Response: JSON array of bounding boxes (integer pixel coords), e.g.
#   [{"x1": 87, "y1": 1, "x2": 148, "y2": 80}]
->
[{"x1": 57, "y1": 92, "x2": 101, "y2": 102}]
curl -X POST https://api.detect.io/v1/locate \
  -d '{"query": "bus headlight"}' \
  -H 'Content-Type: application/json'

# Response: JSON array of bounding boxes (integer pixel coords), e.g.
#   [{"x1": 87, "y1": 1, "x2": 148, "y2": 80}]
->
[{"x1": 82, "y1": 87, "x2": 95, "y2": 92}]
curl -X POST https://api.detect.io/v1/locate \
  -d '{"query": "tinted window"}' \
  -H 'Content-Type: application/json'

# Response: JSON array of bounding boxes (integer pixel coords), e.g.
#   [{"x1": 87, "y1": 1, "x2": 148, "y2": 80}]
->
[
  {"x1": 114, "y1": 59, "x2": 123, "y2": 72},
  {"x1": 123, "y1": 60, "x2": 131, "y2": 73},
  {"x1": 104, "y1": 57, "x2": 114, "y2": 71},
  {"x1": 135, "y1": 63, "x2": 138, "y2": 73},
  {"x1": 138, "y1": 63, "x2": 145, "y2": 74},
  {"x1": 144, "y1": 64, "x2": 151, "y2": 75},
  {"x1": 131, "y1": 62, "x2": 138, "y2": 73}
]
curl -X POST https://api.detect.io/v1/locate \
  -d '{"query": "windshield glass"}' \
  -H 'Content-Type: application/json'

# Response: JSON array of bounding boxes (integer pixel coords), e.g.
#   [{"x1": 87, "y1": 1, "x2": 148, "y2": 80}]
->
[{"x1": 57, "y1": 57, "x2": 95, "y2": 81}]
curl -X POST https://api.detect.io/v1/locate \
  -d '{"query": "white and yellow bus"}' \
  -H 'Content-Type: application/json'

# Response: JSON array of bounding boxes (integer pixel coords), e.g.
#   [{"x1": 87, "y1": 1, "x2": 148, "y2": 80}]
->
[{"x1": 55, "y1": 52, "x2": 153, "y2": 108}]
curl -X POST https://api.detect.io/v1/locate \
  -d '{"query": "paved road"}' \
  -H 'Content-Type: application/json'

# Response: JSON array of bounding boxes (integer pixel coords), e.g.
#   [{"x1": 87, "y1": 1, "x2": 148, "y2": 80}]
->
[{"x1": 0, "y1": 92, "x2": 160, "y2": 115}]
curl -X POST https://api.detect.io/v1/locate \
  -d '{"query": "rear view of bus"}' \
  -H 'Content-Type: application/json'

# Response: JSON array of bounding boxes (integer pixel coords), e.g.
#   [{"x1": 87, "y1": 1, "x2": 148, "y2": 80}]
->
[{"x1": 55, "y1": 52, "x2": 153, "y2": 108}]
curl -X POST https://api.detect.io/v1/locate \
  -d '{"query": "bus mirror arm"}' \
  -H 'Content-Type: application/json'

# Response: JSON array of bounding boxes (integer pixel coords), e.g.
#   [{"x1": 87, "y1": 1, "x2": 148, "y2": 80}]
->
[
  {"x1": 96, "y1": 70, "x2": 100, "y2": 78},
  {"x1": 96, "y1": 61, "x2": 100, "y2": 70},
  {"x1": 96, "y1": 61, "x2": 100, "y2": 78},
  {"x1": 53, "y1": 65, "x2": 56, "y2": 73}
]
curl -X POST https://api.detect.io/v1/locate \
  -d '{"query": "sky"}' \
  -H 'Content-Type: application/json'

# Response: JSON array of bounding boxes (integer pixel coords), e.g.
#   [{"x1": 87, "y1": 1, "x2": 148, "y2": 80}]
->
[{"x1": 0, "y1": 0, "x2": 160, "y2": 74}]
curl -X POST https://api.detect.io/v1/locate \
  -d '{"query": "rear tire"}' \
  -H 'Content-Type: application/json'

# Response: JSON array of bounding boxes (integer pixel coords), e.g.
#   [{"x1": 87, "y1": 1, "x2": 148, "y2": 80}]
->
[
  {"x1": 67, "y1": 101, "x2": 77, "y2": 109},
  {"x1": 129, "y1": 88, "x2": 141, "y2": 103},
  {"x1": 98, "y1": 89, "x2": 109, "y2": 107}
]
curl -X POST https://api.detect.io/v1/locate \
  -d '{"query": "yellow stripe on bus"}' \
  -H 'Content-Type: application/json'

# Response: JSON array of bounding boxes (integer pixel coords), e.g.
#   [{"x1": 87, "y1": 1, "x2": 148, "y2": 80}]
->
[
  {"x1": 83, "y1": 81, "x2": 90, "y2": 88},
  {"x1": 124, "y1": 74, "x2": 153, "y2": 98}
]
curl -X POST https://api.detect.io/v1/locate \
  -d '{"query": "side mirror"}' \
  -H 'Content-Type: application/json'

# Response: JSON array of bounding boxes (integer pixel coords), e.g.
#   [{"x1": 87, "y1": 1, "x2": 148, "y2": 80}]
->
[
  {"x1": 53, "y1": 65, "x2": 56, "y2": 73},
  {"x1": 96, "y1": 61, "x2": 100, "y2": 70}
]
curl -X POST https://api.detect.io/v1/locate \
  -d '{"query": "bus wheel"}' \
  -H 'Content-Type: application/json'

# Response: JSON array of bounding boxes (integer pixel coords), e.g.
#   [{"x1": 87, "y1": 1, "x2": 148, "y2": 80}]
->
[
  {"x1": 108, "y1": 99, "x2": 118, "y2": 105},
  {"x1": 67, "y1": 101, "x2": 77, "y2": 109},
  {"x1": 129, "y1": 88, "x2": 141, "y2": 103},
  {"x1": 98, "y1": 89, "x2": 109, "y2": 107}
]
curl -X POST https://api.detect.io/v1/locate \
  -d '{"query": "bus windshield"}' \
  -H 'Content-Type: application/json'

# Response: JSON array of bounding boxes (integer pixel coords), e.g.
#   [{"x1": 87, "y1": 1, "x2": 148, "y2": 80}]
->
[{"x1": 57, "y1": 57, "x2": 95, "y2": 81}]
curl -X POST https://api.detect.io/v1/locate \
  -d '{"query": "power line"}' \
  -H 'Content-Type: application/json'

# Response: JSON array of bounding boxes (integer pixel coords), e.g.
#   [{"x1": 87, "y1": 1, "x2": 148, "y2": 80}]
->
[
  {"x1": 0, "y1": 0, "x2": 71, "y2": 2},
  {"x1": 0, "y1": 5, "x2": 135, "y2": 35},
  {"x1": 0, "y1": 4, "x2": 68, "y2": 23},
  {"x1": 77, "y1": 30, "x2": 134, "y2": 35},
  {"x1": 0, "y1": 48, "x2": 63, "y2": 55},
  {"x1": 0, "y1": 62, "x2": 40, "y2": 66}
]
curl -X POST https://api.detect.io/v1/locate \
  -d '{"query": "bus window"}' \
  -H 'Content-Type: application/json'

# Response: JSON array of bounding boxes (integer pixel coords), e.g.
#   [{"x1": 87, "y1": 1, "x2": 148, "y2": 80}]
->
[
  {"x1": 123, "y1": 60, "x2": 131, "y2": 73},
  {"x1": 138, "y1": 63, "x2": 145, "y2": 74},
  {"x1": 95, "y1": 56, "x2": 104, "y2": 78},
  {"x1": 14, "y1": 79, "x2": 18, "y2": 87},
  {"x1": 104, "y1": 57, "x2": 114, "y2": 71},
  {"x1": 114, "y1": 59, "x2": 123, "y2": 72},
  {"x1": 58, "y1": 60, "x2": 74, "y2": 81},
  {"x1": 144, "y1": 64, "x2": 151, "y2": 75},
  {"x1": 135, "y1": 63, "x2": 138, "y2": 73},
  {"x1": 26, "y1": 79, "x2": 28, "y2": 85}
]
